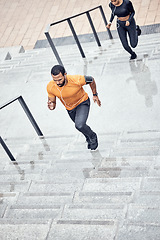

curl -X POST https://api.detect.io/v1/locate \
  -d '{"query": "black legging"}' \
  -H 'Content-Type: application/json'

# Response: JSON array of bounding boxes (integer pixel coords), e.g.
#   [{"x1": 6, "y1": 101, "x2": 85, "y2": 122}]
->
[
  {"x1": 117, "y1": 18, "x2": 138, "y2": 55},
  {"x1": 67, "y1": 98, "x2": 95, "y2": 139}
]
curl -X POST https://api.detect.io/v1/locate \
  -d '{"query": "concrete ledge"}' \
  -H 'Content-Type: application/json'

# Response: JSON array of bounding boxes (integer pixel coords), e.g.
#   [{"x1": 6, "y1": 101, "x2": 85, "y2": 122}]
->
[
  {"x1": 0, "y1": 50, "x2": 11, "y2": 62},
  {"x1": 0, "y1": 46, "x2": 25, "y2": 62}
]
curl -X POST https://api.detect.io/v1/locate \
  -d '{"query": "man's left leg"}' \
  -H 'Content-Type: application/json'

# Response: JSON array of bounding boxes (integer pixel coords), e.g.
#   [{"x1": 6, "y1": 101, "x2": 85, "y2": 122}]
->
[{"x1": 68, "y1": 98, "x2": 98, "y2": 150}]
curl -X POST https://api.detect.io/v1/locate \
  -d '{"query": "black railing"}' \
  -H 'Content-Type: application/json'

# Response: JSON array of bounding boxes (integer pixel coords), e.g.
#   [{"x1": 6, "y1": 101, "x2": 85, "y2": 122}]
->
[
  {"x1": 44, "y1": 5, "x2": 113, "y2": 66},
  {"x1": 0, "y1": 136, "x2": 16, "y2": 161},
  {"x1": 0, "y1": 96, "x2": 43, "y2": 161}
]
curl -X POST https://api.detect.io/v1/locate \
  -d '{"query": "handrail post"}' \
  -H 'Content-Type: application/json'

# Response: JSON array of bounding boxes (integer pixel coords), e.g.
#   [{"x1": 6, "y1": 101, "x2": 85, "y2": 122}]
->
[
  {"x1": 67, "y1": 18, "x2": 86, "y2": 58},
  {"x1": 99, "y1": 5, "x2": 113, "y2": 39},
  {"x1": 0, "y1": 136, "x2": 16, "y2": 161},
  {"x1": 86, "y1": 11, "x2": 101, "y2": 47},
  {"x1": 45, "y1": 30, "x2": 64, "y2": 66},
  {"x1": 18, "y1": 96, "x2": 43, "y2": 137},
  {"x1": 45, "y1": 6, "x2": 113, "y2": 60}
]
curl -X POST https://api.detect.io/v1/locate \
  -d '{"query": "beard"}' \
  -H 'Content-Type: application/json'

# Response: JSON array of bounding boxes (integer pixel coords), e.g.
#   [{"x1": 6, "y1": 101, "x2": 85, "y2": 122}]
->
[{"x1": 57, "y1": 80, "x2": 65, "y2": 87}]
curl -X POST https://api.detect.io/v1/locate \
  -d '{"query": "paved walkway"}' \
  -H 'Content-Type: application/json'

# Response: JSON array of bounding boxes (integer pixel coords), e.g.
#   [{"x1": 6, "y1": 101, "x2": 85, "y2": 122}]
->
[{"x1": 0, "y1": 0, "x2": 160, "y2": 50}]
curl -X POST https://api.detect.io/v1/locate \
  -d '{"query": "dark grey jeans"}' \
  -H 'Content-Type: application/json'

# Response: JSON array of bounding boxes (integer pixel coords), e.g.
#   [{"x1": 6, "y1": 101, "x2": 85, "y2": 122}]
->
[
  {"x1": 67, "y1": 98, "x2": 95, "y2": 139},
  {"x1": 117, "y1": 18, "x2": 138, "y2": 55}
]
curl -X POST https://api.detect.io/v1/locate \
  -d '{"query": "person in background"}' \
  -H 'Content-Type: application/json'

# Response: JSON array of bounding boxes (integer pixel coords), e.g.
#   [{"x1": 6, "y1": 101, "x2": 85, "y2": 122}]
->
[
  {"x1": 47, "y1": 65, "x2": 101, "y2": 150},
  {"x1": 106, "y1": 0, "x2": 141, "y2": 60}
]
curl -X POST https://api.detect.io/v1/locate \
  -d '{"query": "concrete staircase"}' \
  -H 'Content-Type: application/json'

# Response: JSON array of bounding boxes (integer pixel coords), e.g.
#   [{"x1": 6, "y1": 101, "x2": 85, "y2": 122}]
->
[
  {"x1": 0, "y1": 32, "x2": 160, "y2": 239},
  {"x1": 0, "y1": 33, "x2": 160, "y2": 73}
]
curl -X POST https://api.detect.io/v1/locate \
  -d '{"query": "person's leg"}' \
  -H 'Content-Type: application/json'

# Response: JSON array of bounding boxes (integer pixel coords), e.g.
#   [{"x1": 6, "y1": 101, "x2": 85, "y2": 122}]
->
[
  {"x1": 67, "y1": 100, "x2": 91, "y2": 142},
  {"x1": 117, "y1": 21, "x2": 134, "y2": 55},
  {"x1": 67, "y1": 108, "x2": 76, "y2": 123},
  {"x1": 68, "y1": 98, "x2": 98, "y2": 150},
  {"x1": 75, "y1": 99, "x2": 98, "y2": 150},
  {"x1": 74, "y1": 99, "x2": 95, "y2": 138},
  {"x1": 127, "y1": 18, "x2": 138, "y2": 48}
]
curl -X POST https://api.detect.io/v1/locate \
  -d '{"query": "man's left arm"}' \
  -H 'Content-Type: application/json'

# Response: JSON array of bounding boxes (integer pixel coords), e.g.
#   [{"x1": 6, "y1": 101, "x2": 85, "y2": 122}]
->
[{"x1": 85, "y1": 76, "x2": 101, "y2": 107}]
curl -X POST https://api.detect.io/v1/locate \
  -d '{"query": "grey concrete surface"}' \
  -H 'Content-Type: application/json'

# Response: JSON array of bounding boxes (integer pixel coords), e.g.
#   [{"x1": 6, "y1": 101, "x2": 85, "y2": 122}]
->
[{"x1": 0, "y1": 32, "x2": 160, "y2": 239}]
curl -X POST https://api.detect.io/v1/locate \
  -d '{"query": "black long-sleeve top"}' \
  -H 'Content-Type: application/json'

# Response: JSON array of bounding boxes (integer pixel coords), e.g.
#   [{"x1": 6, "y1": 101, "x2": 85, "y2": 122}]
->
[{"x1": 109, "y1": 0, "x2": 135, "y2": 23}]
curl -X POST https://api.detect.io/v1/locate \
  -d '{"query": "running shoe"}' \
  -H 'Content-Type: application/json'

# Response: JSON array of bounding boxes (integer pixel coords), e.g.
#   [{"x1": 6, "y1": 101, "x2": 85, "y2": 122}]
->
[
  {"x1": 90, "y1": 133, "x2": 98, "y2": 151},
  {"x1": 136, "y1": 25, "x2": 141, "y2": 36},
  {"x1": 130, "y1": 52, "x2": 137, "y2": 60},
  {"x1": 86, "y1": 136, "x2": 91, "y2": 149}
]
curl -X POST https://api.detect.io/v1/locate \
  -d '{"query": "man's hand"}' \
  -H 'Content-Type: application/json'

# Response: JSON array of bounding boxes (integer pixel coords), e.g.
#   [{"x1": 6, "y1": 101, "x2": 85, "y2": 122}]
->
[
  {"x1": 93, "y1": 96, "x2": 101, "y2": 107},
  {"x1": 88, "y1": 79, "x2": 101, "y2": 106},
  {"x1": 47, "y1": 100, "x2": 56, "y2": 110}
]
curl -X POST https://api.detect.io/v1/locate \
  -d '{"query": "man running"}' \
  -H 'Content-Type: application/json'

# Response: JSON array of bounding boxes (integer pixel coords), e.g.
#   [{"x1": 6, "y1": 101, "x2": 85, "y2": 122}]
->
[{"x1": 47, "y1": 65, "x2": 101, "y2": 150}]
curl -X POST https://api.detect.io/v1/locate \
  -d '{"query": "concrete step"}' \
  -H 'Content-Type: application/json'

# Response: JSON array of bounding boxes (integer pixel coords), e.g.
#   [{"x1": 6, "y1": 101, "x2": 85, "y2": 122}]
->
[
  {"x1": 0, "y1": 31, "x2": 160, "y2": 239},
  {"x1": 0, "y1": 131, "x2": 160, "y2": 240},
  {"x1": 0, "y1": 218, "x2": 51, "y2": 240},
  {"x1": 0, "y1": 33, "x2": 160, "y2": 73},
  {"x1": 116, "y1": 222, "x2": 160, "y2": 240}
]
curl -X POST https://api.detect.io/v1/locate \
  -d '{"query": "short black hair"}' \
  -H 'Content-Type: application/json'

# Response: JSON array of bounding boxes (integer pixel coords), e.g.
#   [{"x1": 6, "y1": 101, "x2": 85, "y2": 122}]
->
[{"x1": 51, "y1": 65, "x2": 66, "y2": 76}]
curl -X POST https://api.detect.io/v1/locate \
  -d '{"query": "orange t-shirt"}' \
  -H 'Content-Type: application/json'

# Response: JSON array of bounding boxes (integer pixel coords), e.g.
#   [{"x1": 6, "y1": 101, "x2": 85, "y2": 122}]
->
[{"x1": 47, "y1": 74, "x2": 88, "y2": 110}]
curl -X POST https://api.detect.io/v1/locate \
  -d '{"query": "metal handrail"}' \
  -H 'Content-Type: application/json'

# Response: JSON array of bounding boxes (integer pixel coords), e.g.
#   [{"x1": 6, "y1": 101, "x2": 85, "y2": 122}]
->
[
  {"x1": 0, "y1": 96, "x2": 43, "y2": 136},
  {"x1": 0, "y1": 96, "x2": 43, "y2": 161},
  {"x1": 0, "y1": 136, "x2": 16, "y2": 161},
  {"x1": 44, "y1": 5, "x2": 113, "y2": 66}
]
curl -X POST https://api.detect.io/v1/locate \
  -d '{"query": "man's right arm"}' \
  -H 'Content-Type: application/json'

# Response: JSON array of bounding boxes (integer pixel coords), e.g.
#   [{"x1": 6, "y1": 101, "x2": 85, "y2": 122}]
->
[{"x1": 48, "y1": 96, "x2": 56, "y2": 110}]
